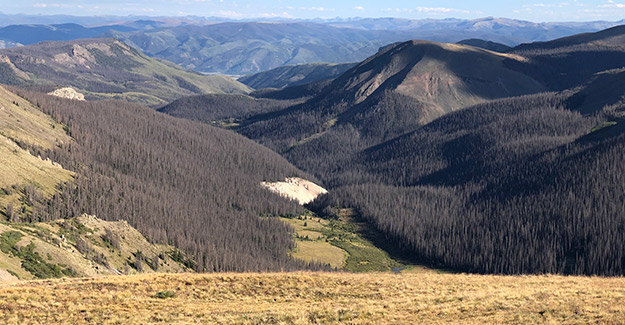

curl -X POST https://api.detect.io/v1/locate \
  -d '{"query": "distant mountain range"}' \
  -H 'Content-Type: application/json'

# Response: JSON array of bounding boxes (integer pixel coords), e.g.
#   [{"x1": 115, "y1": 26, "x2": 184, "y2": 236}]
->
[
  {"x1": 108, "y1": 18, "x2": 625, "y2": 74},
  {"x1": 0, "y1": 23, "x2": 136, "y2": 47},
  {"x1": 0, "y1": 16, "x2": 623, "y2": 74}
]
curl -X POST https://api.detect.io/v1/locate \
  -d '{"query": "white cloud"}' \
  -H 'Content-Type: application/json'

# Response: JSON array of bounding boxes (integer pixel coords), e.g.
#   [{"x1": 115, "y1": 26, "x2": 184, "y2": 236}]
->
[
  {"x1": 32, "y1": 3, "x2": 76, "y2": 9},
  {"x1": 299, "y1": 7, "x2": 331, "y2": 11},
  {"x1": 213, "y1": 10, "x2": 244, "y2": 18},
  {"x1": 598, "y1": 0, "x2": 625, "y2": 8},
  {"x1": 353, "y1": 6, "x2": 364, "y2": 11},
  {"x1": 524, "y1": 3, "x2": 571, "y2": 8},
  {"x1": 211, "y1": 10, "x2": 293, "y2": 19},
  {"x1": 381, "y1": 6, "x2": 477, "y2": 15},
  {"x1": 414, "y1": 7, "x2": 477, "y2": 15},
  {"x1": 259, "y1": 12, "x2": 294, "y2": 18},
  {"x1": 415, "y1": 7, "x2": 457, "y2": 13}
]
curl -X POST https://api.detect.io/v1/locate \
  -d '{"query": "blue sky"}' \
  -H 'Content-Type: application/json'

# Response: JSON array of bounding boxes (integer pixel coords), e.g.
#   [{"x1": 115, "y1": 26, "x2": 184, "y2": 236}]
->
[{"x1": 3, "y1": 0, "x2": 625, "y2": 22}]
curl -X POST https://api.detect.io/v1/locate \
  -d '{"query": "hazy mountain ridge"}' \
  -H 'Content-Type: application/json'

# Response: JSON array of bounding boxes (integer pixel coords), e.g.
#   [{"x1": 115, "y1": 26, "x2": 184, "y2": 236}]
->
[
  {"x1": 110, "y1": 20, "x2": 625, "y2": 74},
  {"x1": 108, "y1": 22, "x2": 416, "y2": 75},
  {"x1": 457, "y1": 39, "x2": 511, "y2": 52},
  {"x1": 0, "y1": 23, "x2": 137, "y2": 46},
  {"x1": 506, "y1": 24, "x2": 625, "y2": 91},
  {"x1": 239, "y1": 62, "x2": 357, "y2": 90},
  {"x1": 0, "y1": 17, "x2": 622, "y2": 75}
]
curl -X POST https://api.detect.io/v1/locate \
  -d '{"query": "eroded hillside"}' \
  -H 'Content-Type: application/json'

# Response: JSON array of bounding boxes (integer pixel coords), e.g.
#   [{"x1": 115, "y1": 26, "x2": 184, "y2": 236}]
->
[{"x1": 0, "y1": 215, "x2": 190, "y2": 281}]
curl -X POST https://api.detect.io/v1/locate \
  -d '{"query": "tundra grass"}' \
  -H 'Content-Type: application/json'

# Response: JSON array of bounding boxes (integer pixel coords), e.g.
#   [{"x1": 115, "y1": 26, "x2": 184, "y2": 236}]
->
[{"x1": 0, "y1": 272, "x2": 624, "y2": 324}]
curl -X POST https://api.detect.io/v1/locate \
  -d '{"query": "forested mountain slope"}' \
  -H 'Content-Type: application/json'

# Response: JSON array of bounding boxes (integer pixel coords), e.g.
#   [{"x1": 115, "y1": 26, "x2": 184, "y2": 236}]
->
[
  {"x1": 158, "y1": 94, "x2": 301, "y2": 125},
  {"x1": 235, "y1": 40, "x2": 546, "y2": 175},
  {"x1": 304, "y1": 28, "x2": 625, "y2": 275},
  {"x1": 219, "y1": 26, "x2": 625, "y2": 275},
  {"x1": 0, "y1": 85, "x2": 190, "y2": 279},
  {"x1": 312, "y1": 92, "x2": 625, "y2": 275},
  {"x1": 0, "y1": 38, "x2": 250, "y2": 106},
  {"x1": 2, "y1": 86, "x2": 323, "y2": 272}
]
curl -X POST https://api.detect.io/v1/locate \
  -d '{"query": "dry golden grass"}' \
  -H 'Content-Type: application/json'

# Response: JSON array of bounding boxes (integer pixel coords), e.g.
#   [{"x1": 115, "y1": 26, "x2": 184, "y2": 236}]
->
[
  {"x1": 281, "y1": 216, "x2": 328, "y2": 232},
  {"x1": 0, "y1": 138, "x2": 72, "y2": 196},
  {"x1": 297, "y1": 230, "x2": 324, "y2": 240},
  {"x1": 292, "y1": 241, "x2": 346, "y2": 268},
  {"x1": 0, "y1": 272, "x2": 623, "y2": 324},
  {"x1": 0, "y1": 85, "x2": 71, "y2": 150},
  {"x1": 281, "y1": 217, "x2": 348, "y2": 268}
]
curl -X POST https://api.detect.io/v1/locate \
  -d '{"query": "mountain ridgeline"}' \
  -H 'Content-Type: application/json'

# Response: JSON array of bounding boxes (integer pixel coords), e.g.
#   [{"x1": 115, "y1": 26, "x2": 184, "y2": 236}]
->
[
  {"x1": 238, "y1": 62, "x2": 357, "y2": 90},
  {"x1": 108, "y1": 22, "x2": 415, "y2": 75},
  {"x1": 0, "y1": 38, "x2": 250, "y2": 106},
  {"x1": 234, "y1": 39, "x2": 545, "y2": 169},
  {"x1": 0, "y1": 23, "x2": 137, "y2": 47},
  {"x1": 161, "y1": 25, "x2": 625, "y2": 275}
]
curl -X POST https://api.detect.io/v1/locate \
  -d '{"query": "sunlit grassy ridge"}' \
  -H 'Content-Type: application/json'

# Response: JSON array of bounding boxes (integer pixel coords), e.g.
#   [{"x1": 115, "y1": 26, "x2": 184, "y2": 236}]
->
[
  {"x1": 0, "y1": 215, "x2": 190, "y2": 281},
  {"x1": 0, "y1": 272, "x2": 624, "y2": 324},
  {"x1": 0, "y1": 85, "x2": 73, "y2": 213},
  {"x1": 0, "y1": 39, "x2": 251, "y2": 107}
]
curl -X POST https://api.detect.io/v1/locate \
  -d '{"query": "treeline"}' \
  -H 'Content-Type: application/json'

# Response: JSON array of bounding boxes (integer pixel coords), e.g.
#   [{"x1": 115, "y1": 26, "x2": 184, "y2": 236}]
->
[{"x1": 9, "y1": 87, "x2": 328, "y2": 272}]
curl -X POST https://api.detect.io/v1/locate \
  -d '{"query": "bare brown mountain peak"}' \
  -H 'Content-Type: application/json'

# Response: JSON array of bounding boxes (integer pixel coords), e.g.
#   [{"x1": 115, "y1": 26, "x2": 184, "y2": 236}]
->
[{"x1": 331, "y1": 39, "x2": 544, "y2": 122}]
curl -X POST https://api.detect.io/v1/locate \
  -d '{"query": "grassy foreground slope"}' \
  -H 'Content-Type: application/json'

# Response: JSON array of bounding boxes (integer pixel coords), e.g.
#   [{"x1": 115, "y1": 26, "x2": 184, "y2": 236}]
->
[
  {"x1": 0, "y1": 272, "x2": 624, "y2": 323},
  {"x1": 0, "y1": 85, "x2": 73, "y2": 215}
]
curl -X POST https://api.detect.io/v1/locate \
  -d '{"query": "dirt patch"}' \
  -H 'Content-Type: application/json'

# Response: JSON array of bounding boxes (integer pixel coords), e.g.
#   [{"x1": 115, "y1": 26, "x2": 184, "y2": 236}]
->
[
  {"x1": 48, "y1": 87, "x2": 85, "y2": 101},
  {"x1": 260, "y1": 177, "x2": 327, "y2": 205}
]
